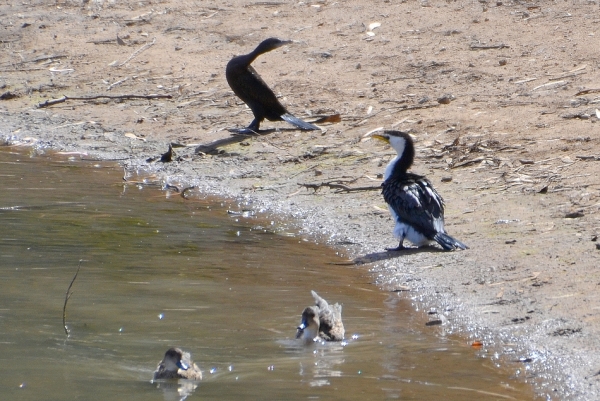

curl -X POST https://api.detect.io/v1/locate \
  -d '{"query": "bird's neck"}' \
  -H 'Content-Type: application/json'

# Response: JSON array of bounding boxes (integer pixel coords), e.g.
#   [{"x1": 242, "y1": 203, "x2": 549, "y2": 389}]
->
[
  {"x1": 234, "y1": 52, "x2": 257, "y2": 68},
  {"x1": 239, "y1": 46, "x2": 272, "y2": 67},
  {"x1": 385, "y1": 152, "x2": 413, "y2": 180}
]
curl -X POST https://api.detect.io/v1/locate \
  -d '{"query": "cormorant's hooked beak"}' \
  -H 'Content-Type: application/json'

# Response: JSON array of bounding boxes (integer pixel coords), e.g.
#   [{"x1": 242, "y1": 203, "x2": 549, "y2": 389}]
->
[
  {"x1": 274, "y1": 39, "x2": 293, "y2": 49},
  {"x1": 371, "y1": 133, "x2": 390, "y2": 144}
]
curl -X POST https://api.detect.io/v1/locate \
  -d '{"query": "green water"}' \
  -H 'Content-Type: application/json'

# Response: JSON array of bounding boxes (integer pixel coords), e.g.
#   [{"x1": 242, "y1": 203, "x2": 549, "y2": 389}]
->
[{"x1": 0, "y1": 148, "x2": 535, "y2": 400}]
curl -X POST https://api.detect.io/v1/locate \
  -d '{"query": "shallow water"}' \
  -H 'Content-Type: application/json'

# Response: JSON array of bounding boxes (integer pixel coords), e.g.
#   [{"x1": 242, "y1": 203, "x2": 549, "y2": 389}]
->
[{"x1": 0, "y1": 148, "x2": 535, "y2": 400}]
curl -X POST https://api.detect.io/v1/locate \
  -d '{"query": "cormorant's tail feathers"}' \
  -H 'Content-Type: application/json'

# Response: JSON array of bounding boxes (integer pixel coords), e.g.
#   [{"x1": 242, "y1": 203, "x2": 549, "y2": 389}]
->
[
  {"x1": 433, "y1": 233, "x2": 468, "y2": 251},
  {"x1": 281, "y1": 113, "x2": 320, "y2": 131}
]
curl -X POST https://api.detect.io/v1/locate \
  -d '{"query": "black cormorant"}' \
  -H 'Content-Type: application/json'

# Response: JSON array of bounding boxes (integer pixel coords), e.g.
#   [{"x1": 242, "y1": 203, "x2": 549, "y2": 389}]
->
[
  {"x1": 372, "y1": 130, "x2": 468, "y2": 251},
  {"x1": 226, "y1": 38, "x2": 320, "y2": 133},
  {"x1": 296, "y1": 290, "x2": 344, "y2": 344}
]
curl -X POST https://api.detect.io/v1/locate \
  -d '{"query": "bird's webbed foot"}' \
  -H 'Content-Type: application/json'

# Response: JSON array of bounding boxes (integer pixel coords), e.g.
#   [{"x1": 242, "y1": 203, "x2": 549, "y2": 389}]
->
[
  {"x1": 228, "y1": 127, "x2": 260, "y2": 135},
  {"x1": 228, "y1": 118, "x2": 261, "y2": 135},
  {"x1": 385, "y1": 241, "x2": 406, "y2": 252}
]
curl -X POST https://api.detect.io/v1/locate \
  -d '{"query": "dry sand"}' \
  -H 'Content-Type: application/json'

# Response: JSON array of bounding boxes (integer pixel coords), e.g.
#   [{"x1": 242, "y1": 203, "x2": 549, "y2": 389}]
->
[{"x1": 2, "y1": 1, "x2": 600, "y2": 399}]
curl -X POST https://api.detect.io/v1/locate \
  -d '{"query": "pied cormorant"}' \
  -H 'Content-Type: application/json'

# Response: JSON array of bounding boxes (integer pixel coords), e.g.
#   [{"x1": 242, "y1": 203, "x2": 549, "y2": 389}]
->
[
  {"x1": 226, "y1": 38, "x2": 320, "y2": 133},
  {"x1": 296, "y1": 290, "x2": 344, "y2": 343},
  {"x1": 372, "y1": 130, "x2": 468, "y2": 251}
]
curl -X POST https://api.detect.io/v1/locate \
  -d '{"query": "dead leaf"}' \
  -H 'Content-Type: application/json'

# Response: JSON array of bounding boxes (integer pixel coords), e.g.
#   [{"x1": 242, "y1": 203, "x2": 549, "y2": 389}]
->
[
  {"x1": 124, "y1": 132, "x2": 146, "y2": 141},
  {"x1": 313, "y1": 113, "x2": 341, "y2": 124}
]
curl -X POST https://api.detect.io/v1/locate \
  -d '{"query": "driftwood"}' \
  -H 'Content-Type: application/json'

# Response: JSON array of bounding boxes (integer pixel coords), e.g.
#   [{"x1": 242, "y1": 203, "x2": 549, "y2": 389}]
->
[
  {"x1": 576, "y1": 155, "x2": 600, "y2": 161},
  {"x1": 350, "y1": 103, "x2": 440, "y2": 127},
  {"x1": 298, "y1": 182, "x2": 381, "y2": 193},
  {"x1": 37, "y1": 94, "x2": 172, "y2": 108},
  {"x1": 470, "y1": 43, "x2": 510, "y2": 50},
  {"x1": 115, "y1": 37, "x2": 156, "y2": 67},
  {"x1": 245, "y1": 1, "x2": 286, "y2": 6},
  {"x1": 575, "y1": 88, "x2": 600, "y2": 96},
  {"x1": 63, "y1": 260, "x2": 83, "y2": 337},
  {"x1": 451, "y1": 156, "x2": 485, "y2": 169},
  {"x1": 15, "y1": 54, "x2": 67, "y2": 65}
]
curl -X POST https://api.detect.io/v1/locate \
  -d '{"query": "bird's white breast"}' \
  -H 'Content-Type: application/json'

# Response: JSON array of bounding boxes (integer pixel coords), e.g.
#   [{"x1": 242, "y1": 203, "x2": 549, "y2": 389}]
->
[{"x1": 384, "y1": 155, "x2": 400, "y2": 181}]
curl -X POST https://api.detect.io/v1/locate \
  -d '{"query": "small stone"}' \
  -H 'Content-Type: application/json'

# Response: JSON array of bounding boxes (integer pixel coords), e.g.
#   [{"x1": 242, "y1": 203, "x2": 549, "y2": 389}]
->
[
  {"x1": 0, "y1": 91, "x2": 19, "y2": 100},
  {"x1": 437, "y1": 94, "x2": 455, "y2": 104}
]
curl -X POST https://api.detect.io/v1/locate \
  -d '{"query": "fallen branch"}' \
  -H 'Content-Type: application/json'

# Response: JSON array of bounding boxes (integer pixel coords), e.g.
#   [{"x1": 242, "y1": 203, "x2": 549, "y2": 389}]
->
[
  {"x1": 298, "y1": 182, "x2": 381, "y2": 193},
  {"x1": 576, "y1": 155, "x2": 600, "y2": 161},
  {"x1": 63, "y1": 260, "x2": 83, "y2": 337},
  {"x1": 86, "y1": 39, "x2": 117, "y2": 45},
  {"x1": 561, "y1": 112, "x2": 590, "y2": 120},
  {"x1": 350, "y1": 103, "x2": 440, "y2": 127},
  {"x1": 37, "y1": 94, "x2": 172, "y2": 108},
  {"x1": 245, "y1": 1, "x2": 286, "y2": 6},
  {"x1": 574, "y1": 88, "x2": 600, "y2": 96},
  {"x1": 470, "y1": 43, "x2": 510, "y2": 50},
  {"x1": 5, "y1": 54, "x2": 67, "y2": 67},
  {"x1": 549, "y1": 71, "x2": 586, "y2": 81},
  {"x1": 451, "y1": 156, "x2": 485, "y2": 169},
  {"x1": 115, "y1": 37, "x2": 156, "y2": 67},
  {"x1": 532, "y1": 80, "x2": 568, "y2": 91},
  {"x1": 107, "y1": 77, "x2": 129, "y2": 91}
]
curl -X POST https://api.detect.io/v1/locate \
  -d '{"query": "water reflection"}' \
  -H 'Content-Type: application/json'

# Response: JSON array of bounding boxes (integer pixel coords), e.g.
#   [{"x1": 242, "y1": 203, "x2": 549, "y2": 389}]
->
[{"x1": 0, "y1": 148, "x2": 535, "y2": 400}]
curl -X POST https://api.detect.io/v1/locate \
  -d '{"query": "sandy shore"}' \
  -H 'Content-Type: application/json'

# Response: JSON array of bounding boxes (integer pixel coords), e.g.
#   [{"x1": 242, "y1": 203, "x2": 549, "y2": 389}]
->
[{"x1": 2, "y1": 1, "x2": 600, "y2": 399}]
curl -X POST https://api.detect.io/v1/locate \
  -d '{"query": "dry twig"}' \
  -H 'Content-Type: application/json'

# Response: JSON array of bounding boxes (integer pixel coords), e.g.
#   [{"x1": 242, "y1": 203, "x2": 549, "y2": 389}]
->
[
  {"x1": 37, "y1": 94, "x2": 172, "y2": 108},
  {"x1": 575, "y1": 88, "x2": 600, "y2": 96},
  {"x1": 298, "y1": 182, "x2": 381, "y2": 193},
  {"x1": 350, "y1": 103, "x2": 439, "y2": 127},
  {"x1": 470, "y1": 43, "x2": 510, "y2": 50},
  {"x1": 115, "y1": 37, "x2": 156, "y2": 67},
  {"x1": 63, "y1": 260, "x2": 83, "y2": 337}
]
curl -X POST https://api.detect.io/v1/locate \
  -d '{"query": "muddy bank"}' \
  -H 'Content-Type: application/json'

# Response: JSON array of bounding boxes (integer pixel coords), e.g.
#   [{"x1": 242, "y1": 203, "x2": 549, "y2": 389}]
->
[{"x1": 2, "y1": 1, "x2": 600, "y2": 399}]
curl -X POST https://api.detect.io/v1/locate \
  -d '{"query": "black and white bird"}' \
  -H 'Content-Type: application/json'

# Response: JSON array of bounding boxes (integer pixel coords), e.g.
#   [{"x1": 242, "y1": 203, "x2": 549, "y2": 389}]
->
[
  {"x1": 226, "y1": 38, "x2": 320, "y2": 133},
  {"x1": 372, "y1": 131, "x2": 468, "y2": 251}
]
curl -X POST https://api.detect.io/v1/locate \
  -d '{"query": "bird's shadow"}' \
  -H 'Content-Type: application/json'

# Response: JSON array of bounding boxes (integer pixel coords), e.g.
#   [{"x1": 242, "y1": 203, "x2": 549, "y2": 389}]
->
[
  {"x1": 352, "y1": 246, "x2": 445, "y2": 265},
  {"x1": 196, "y1": 128, "x2": 304, "y2": 154}
]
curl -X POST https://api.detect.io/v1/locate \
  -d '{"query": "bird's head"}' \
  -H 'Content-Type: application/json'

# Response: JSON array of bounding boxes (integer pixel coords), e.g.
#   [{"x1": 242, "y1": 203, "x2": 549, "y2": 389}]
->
[
  {"x1": 371, "y1": 130, "x2": 415, "y2": 172},
  {"x1": 162, "y1": 348, "x2": 190, "y2": 372},
  {"x1": 255, "y1": 38, "x2": 293, "y2": 54},
  {"x1": 296, "y1": 306, "x2": 320, "y2": 342},
  {"x1": 371, "y1": 130, "x2": 414, "y2": 155}
]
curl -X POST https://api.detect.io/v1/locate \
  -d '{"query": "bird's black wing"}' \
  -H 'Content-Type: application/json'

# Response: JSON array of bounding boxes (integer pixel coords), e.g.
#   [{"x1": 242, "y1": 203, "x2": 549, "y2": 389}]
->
[
  {"x1": 382, "y1": 174, "x2": 446, "y2": 238},
  {"x1": 227, "y1": 61, "x2": 288, "y2": 119}
]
